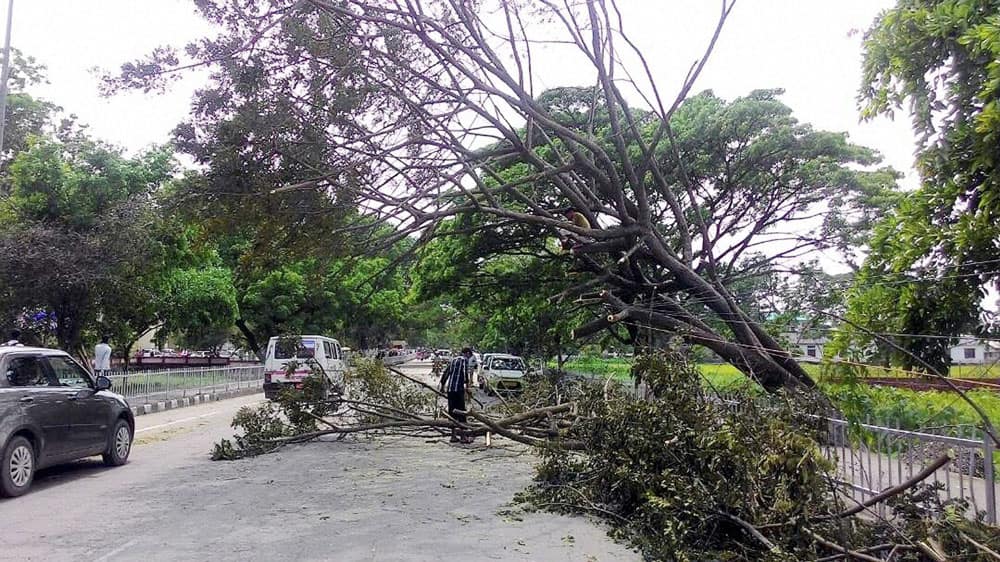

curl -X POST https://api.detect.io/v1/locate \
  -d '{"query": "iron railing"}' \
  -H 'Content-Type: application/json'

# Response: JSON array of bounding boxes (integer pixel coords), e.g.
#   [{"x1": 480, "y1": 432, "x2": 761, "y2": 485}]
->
[
  {"x1": 381, "y1": 352, "x2": 417, "y2": 366},
  {"x1": 823, "y1": 417, "x2": 996, "y2": 524},
  {"x1": 104, "y1": 365, "x2": 265, "y2": 406},
  {"x1": 716, "y1": 395, "x2": 997, "y2": 524}
]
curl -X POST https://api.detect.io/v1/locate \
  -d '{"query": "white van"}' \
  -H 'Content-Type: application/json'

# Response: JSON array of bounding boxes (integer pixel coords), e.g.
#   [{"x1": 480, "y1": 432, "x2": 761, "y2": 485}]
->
[{"x1": 263, "y1": 335, "x2": 346, "y2": 400}]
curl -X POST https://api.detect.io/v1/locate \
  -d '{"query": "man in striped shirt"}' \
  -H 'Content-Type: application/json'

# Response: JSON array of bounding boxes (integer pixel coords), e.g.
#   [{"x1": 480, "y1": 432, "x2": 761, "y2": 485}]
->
[{"x1": 439, "y1": 347, "x2": 474, "y2": 443}]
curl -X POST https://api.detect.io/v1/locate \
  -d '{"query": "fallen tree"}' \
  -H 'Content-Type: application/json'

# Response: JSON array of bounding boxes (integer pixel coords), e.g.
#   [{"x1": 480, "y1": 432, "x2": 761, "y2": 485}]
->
[
  {"x1": 213, "y1": 357, "x2": 999, "y2": 560},
  {"x1": 102, "y1": 0, "x2": 908, "y2": 393}
]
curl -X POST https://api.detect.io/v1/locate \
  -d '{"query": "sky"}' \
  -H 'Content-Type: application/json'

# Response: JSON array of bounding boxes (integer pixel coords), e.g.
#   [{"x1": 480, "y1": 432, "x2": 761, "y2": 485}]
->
[{"x1": 6, "y1": 0, "x2": 915, "y2": 187}]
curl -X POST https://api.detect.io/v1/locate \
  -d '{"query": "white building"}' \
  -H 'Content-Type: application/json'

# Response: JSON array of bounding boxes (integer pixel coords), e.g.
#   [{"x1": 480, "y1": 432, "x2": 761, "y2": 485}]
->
[
  {"x1": 950, "y1": 336, "x2": 990, "y2": 365},
  {"x1": 782, "y1": 333, "x2": 828, "y2": 363}
]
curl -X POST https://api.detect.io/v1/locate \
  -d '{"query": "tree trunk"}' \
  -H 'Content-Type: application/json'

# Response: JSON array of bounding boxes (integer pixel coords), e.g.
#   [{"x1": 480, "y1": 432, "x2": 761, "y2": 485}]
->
[{"x1": 235, "y1": 318, "x2": 263, "y2": 361}]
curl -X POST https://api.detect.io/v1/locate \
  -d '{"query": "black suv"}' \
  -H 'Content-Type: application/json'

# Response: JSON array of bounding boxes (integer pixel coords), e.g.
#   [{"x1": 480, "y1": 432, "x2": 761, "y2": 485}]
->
[{"x1": 0, "y1": 346, "x2": 134, "y2": 497}]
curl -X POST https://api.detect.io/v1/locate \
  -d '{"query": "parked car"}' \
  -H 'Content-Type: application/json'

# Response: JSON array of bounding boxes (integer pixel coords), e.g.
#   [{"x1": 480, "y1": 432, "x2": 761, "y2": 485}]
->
[
  {"x1": 0, "y1": 345, "x2": 134, "y2": 497},
  {"x1": 262, "y1": 335, "x2": 347, "y2": 400},
  {"x1": 480, "y1": 354, "x2": 527, "y2": 393}
]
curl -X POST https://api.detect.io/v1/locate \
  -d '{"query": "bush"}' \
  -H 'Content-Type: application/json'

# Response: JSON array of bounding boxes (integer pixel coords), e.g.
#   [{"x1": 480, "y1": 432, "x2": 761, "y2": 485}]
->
[
  {"x1": 211, "y1": 367, "x2": 334, "y2": 460},
  {"x1": 520, "y1": 351, "x2": 999, "y2": 561}
]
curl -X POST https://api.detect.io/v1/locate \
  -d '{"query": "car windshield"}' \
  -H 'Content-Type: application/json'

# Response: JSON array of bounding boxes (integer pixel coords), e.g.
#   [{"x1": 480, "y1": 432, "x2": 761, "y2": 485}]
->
[
  {"x1": 274, "y1": 339, "x2": 317, "y2": 359},
  {"x1": 490, "y1": 357, "x2": 524, "y2": 371}
]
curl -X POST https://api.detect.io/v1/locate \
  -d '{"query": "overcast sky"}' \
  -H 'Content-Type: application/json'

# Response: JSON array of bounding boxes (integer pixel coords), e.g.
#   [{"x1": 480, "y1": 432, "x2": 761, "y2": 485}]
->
[{"x1": 7, "y1": 1, "x2": 915, "y2": 188}]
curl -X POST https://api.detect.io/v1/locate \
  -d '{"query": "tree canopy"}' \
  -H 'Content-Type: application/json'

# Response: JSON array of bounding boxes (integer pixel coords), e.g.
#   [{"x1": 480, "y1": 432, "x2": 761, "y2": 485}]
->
[
  {"x1": 836, "y1": 0, "x2": 1000, "y2": 371},
  {"x1": 104, "y1": 1, "x2": 901, "y2": 390}
]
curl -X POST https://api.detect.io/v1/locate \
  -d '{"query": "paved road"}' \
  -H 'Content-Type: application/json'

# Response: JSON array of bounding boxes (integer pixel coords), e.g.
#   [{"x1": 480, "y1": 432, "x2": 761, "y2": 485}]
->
[{"x1": 1, "y1": 362, "x2": 637, "y2": 562}]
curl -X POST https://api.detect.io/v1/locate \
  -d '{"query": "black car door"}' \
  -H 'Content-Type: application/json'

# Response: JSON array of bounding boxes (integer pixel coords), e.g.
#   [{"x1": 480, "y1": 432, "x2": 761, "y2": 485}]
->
[
  {"x1": 42, "y1": 354, "x2": 112, "y2": 455},
  {"x1": 4, "y1": 354, "x2": 77, "y2": 460}
]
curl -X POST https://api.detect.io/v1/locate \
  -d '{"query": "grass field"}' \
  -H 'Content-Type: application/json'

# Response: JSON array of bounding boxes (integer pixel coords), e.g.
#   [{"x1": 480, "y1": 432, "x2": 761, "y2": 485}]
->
[{"x1": 559, "y1": 357, "x2": 1000, "y2": 433}]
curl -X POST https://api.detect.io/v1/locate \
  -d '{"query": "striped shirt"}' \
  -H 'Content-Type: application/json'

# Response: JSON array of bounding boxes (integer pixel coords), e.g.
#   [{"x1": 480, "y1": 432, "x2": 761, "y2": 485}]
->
[{"x1": 444, "y1": 356, "x2": 469, "y2": 393}]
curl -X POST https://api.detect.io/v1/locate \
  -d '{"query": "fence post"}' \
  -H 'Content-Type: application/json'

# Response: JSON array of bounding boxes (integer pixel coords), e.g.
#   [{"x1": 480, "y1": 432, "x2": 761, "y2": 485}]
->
[{"x1": 985, "y1": 431, "x2": 996, "y2": 525}]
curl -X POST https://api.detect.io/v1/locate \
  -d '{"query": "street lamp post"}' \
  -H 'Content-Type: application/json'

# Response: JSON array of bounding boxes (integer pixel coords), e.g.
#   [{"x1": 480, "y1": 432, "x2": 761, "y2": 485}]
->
[{"x1": 0, "y1": 0, "x2": 14, "y2": 157}]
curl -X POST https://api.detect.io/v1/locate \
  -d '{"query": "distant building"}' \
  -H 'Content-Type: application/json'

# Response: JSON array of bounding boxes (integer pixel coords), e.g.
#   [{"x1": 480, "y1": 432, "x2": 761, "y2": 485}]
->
[
  {"x1": 949, "y1": 336, "x2": 993, "y2": 365},
  {"x1": 985, "y1": 341, "x2": 1000, "y2": 364},
  {"x1": 782, "y1": 333, "x2": 829, "y2": 363}
]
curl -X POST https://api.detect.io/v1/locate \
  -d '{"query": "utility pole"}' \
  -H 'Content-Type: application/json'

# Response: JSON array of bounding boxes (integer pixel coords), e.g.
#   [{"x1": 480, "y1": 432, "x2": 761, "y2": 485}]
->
[{"x1": 0, "y1": 0, "x2": 14, "y2": 157}]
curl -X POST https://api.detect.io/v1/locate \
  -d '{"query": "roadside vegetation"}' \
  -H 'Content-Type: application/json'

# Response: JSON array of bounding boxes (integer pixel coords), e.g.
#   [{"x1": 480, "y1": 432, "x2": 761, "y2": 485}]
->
[
  {"x1": 561, "y1": 356, "x2": 1000, "y2": 435},
  {"x1": 3, "y1": 0, "x2": 999, "y2": 558}
]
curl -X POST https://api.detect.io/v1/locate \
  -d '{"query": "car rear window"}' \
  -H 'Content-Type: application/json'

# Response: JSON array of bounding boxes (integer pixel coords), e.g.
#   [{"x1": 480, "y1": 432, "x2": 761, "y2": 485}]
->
[{"x1": 274, "y1": 339, "x2": 317, "y2": 359}]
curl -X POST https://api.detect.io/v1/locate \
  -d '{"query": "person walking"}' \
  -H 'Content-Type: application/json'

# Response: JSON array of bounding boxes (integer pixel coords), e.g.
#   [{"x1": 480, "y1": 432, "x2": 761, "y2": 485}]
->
[
  {"x1": 94, "y1": 335, "x2": 112, "y2": 376},
  {"x1": 439, "y1": 347, "x2": 474, "y2": 444}
]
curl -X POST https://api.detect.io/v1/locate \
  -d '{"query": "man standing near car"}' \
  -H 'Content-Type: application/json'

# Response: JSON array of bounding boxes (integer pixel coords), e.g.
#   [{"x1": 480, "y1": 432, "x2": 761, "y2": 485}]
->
[
  {"x1": 94, "y1": 335, "x2": 112, "y2": 376},
  {"x1": 439, "y1": 347, "x2": 474, "y2": 444}
]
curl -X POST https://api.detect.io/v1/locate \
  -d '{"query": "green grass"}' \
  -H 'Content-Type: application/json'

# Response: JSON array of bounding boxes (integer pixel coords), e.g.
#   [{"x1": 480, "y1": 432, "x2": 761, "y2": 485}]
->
[
  {"x1": 822, "y1": 364, "x2": 1000, "y2": 379},
  {"x1": 559, "y1": 356, "x2": 633, "y2": 380}
]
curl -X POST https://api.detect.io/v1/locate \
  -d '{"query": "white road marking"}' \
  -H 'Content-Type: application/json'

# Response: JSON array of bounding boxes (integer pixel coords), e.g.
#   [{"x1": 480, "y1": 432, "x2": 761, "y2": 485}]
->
[
  {"x1": 136, "y1": 412, "x2": 219, "y2": 433},
  {"x1": 93, "y1": 538, "x2": 138, "y2": 562}
]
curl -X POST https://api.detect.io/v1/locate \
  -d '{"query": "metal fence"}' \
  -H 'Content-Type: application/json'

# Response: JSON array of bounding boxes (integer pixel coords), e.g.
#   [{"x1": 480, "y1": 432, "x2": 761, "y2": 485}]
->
[
  {"x1": 824, "y1": 418, "x2": 996, "y2": 524},
  {"x1": 381, "y1": 352, "x2": 417, "y2": 366},
  {"x1": 104, "y1": 365, "x2": 265, "y2": 406},
  {"x1": 717, "y1": 396, "x2": 997, "y2": 524}
]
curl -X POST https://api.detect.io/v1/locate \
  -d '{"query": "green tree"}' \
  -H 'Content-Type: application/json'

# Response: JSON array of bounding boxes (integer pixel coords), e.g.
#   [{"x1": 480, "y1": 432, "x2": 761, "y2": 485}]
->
[
  {"x1": 162, "y1": 267, "x2": 238, "y2": 351},
  {"x1": 409, "y1": 208, "x2": 588, "y2": 361},
  {"x1": 836, "y1": 0, "x2": 1000, "y2": 370},
  {"x1": 0, "y1": 135, "x2": 174, "y2": 354},
  {"x1": 325, "y1": 257, "x2": 408, "y2": 350}
]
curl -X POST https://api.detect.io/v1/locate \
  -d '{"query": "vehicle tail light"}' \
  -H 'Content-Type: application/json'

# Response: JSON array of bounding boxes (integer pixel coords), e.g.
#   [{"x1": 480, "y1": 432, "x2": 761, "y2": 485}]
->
[{"x1": 264, "y1": 373, "x2": 272, "y2": 383}]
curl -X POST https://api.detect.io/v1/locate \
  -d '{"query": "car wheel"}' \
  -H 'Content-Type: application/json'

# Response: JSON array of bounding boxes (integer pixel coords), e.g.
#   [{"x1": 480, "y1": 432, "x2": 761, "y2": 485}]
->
[
  {"x1": 1, "y1": 436, "x2": 35, "y2": 497},
  {"x1": 102, "y1": 418, "x2": 132, "y2": 467}
]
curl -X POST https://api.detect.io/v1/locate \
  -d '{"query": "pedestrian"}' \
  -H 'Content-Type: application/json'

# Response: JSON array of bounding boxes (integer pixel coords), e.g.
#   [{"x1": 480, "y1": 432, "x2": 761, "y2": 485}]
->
[
  {"x1": 94, "y1": 335, "x2": 112, "y2": 376},
  {"x1": 439, "y1": 347, "x2": 474, "y2": 444},
  {"x1": 3, "y1": 329, "x2": 22, "y2": 347},
  {"x1": 467, "y1": 349, "x2": 479, "y2": 388}
]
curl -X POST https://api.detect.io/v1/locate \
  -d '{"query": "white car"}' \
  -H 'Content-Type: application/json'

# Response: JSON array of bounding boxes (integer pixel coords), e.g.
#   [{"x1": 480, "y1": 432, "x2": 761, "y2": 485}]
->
[{"x1": 480, "y1": 354, "x2": 527, "y2": 393}]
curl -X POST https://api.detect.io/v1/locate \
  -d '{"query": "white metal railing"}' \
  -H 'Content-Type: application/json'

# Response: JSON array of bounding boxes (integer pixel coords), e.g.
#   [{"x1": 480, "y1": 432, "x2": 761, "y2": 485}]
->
[
  {"x1": 714, "y1": 395, "x2": 997, "y2": 524},
  {"x1": 104, "y1": 365, "x2": 264, "y2": 406},
  {"x1": 823, "y1": 417, "x2": 996, "y2": 524},
  {"x1": 381, "y1": 352, "x2": 417, "y2": 366}
]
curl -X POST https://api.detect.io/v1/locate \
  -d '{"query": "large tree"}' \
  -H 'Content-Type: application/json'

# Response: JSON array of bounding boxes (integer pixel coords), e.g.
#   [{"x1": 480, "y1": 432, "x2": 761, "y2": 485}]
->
[
  {"x1": 0, "y1": 135, "x2": 174, "y2": 354},
  {"x1": 107, "y1": 0, "x2": 902, "y2": 392}
]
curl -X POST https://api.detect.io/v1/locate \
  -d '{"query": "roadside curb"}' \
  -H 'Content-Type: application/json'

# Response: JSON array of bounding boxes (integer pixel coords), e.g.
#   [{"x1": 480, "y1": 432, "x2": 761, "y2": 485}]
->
[{"x1": 129, "y1": 386, "x2": 262, "y2": 417}]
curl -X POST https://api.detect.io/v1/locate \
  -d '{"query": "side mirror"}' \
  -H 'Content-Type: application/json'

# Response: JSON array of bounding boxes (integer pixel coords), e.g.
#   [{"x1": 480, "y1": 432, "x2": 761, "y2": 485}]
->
[{"x1": 95, "y1": 376, "x2": 112, "y2": 391}]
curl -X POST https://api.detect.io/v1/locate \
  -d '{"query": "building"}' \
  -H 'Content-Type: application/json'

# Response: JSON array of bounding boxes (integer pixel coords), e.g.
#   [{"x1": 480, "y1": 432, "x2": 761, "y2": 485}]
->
[
  {"x1": 782, "y1": 333, "x2": 829, "y2": 363},
  {"x1": 985, "y1": 341, "x2": 1000, "y2": 363},
  {"x1": 949, "y1": 336, "x2": 992, "y2": 365}
]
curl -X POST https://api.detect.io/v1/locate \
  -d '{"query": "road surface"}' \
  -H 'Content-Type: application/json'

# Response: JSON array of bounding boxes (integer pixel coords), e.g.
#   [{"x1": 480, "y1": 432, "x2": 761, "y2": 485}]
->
[{"x1": 1, "y1": 362, "x2": 638, "y2": 562}]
